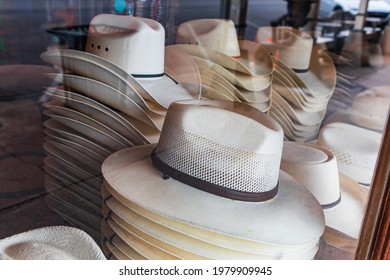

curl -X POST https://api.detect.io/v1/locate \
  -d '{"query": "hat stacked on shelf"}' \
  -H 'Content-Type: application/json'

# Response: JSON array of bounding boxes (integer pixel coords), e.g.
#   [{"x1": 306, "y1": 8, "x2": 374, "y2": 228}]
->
[
  {"x1": 280, "y1": 141, "x2": 368, "y2": 240},
  {"x1": 255, "y1": 26, "x2": 337, "y2": 142},
  {"x1": 316, "y1": 122, "x2": 383, "y2": 187},
  {"x1": 40, "y1": 14, "x2": 200, "y2": 237},
  {"x1": 173, "y1": 18, "x2": 273, "y2": 113},
  {"x1": 100, "y1": 99, "x2": 325, "y2": 260}
]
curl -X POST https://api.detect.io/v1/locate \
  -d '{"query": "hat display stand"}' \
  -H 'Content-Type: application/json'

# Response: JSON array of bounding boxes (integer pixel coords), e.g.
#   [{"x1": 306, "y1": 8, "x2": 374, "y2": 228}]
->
[
  {"x1": 255, "y1": 26, "x2": 337, "y2": 142},
  {"x1": 173, "y1": 18, "x2": 274, "y2": 114},
  {"x1": 100, "y1": 99, "x2": 325, "y2": 260},
  {"x1": 40, "y1": 15, "x2": 200, "y2": 235}
]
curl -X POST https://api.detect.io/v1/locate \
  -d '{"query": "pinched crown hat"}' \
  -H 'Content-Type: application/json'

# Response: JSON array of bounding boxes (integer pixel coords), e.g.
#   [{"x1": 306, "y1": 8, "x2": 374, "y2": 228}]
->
[{"x1": 102, "y1": 99, "x2": 325, "y2": 246}]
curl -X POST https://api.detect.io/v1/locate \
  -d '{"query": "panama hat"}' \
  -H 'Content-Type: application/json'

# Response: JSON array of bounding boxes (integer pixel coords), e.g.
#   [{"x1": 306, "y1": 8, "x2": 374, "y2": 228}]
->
[
  {"x1": 0, "y1": 226, "x2": 105, "y2": 260},
  {"x1": 316, "y1": 122, "x2": 383, "y2": 186},
  {"x1": 281, "y1": 142, "x2": 368, "y2": 239},
  {"x1": 102, "y1": 99, "x2": 325, "y2": 251},
  {"x1": 84, "y1": 14, "x2": 200, "y2": 109},
  {"x1": 350, "y1": 86, "x2": 390, "y2": 131}
]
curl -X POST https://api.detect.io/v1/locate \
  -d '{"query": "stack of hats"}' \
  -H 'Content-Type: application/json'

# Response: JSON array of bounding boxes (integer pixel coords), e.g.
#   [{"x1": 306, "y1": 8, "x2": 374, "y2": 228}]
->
[
  {"x1": 281, "y1": 141, "x2": 368, "y2": 240},
  {"x1": 255, "y1": 26, "x2": 337, "y2": 142},
  {"x1": 316, "y1": 122, "x2": 383, "y2": 187},
  {"x1": 100, "y1": 99, "x2": 325, "y2": 260},
  {"x1": 40, "y1": 14, "x2": 200, "y2": 237},
  {"x1": 173, "y1": 19, "x2": 273, "y2": 113}
]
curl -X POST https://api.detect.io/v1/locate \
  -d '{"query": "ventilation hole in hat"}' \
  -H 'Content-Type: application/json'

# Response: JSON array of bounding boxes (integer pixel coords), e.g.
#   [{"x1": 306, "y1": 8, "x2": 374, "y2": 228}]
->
[
  {"x1": 105, "y1": 47, "x2": 109, "y2": 52},
  {"x1": 97, "y1": 45, "x2": 101, "y2": 50},
  {"x1": 156, "y1": 124, "x2": 280, "y2": 194},
  {"x1": 325, "y1": 145, "x2": 376, "y2": 170},
  {"x1": 91, "y1": 43, "x2": 94, "y2": 48}
]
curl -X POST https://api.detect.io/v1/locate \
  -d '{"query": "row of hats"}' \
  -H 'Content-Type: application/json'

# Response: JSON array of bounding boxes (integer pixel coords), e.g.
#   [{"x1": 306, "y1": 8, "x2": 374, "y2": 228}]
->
[
  {"x1": 174, "y1": 20, "x2": 338, "y2": 142},
  {"x1": 38, "y1": 14, "x2": 374, "y2": 258}
]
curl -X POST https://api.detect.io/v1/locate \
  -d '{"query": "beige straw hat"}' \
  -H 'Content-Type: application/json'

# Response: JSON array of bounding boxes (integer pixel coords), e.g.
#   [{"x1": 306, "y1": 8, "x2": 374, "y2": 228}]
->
[
  {"x1": 281, "y1": 142, "x2": 368, "y2": 238},
  {"x1": 350, "y1": 86, "x2": 390, "y2": 131},
  {"x1": 0, "y1": 226, "x2": 105, "y2": 260},
  {"x1": 102, "y1": 99, "x2": 325, "y2": 250},
  {"x1": 316, "y1": 122, "x2": 383, "y2": 186}
]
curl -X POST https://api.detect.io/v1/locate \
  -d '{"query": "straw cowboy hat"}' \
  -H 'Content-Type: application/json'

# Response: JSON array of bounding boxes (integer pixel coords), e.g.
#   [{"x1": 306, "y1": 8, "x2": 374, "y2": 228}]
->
[
  {"x1": 350, "y1": 86, "x2": 390, "y2": 131},
  {"x1": 281, "y1": 142, "x2": 368, "y2": 239},
  {"x1": 85, "y1": 14, "x2": 200, "y2": 109},
  {"x1": 41, "y1": 15, "x2": 200, "y2": 112},
  {"x1": 316, "y1": 122, "x2": 383, "y2": 186},
  {"x1": 174, "y1": 18, "x2": 273, "y2": 92},
  {"x1": 256, "y1": 26, "x2": 337, "y2": 98},
  {"x1": 0, "y1": 226, "x2": 105, "y2": 260},
  {"x1": 102, "y1": 99, "x2": 325, "y2": 253}
]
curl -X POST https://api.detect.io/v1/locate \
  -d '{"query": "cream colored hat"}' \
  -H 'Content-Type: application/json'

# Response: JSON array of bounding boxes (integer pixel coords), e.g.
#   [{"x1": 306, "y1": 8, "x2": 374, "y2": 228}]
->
[
  {"x1": 0, "y1": 226, "x2": 106, "y2": 260},
  {"x1": 41, "y1": 18, "x2": 200, "y2": 111},
  {"x1": 281, "y1": 142, "x2": 368, "y2": 239},
  {"x1": 316, "y1": 122, "x2": 383, "y2": 186},
  {"x1": 174, "y1": 19, "x2": 273, "y2": 96},
  {"x1": 176, "y1": 18, "x2": 240, "y2": 58},
  {"x1": 102, "y1": 99, "x2": 325, "y2": 248},
  {"x1": 350, "y1": 86, "x2": 390, "y2": 131},
  {"x1": 256, "y1": 26, "x2": 337, "y2": 98},
  {"x1": 85, "y1": 14, "x2": 200, "y2": 109}
]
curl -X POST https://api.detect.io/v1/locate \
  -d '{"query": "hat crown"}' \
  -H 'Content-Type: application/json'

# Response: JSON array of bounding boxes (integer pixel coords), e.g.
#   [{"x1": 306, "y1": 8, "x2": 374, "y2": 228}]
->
[
  {"x1": 256, "y1": 26, "x2": 313, "y2": 71},
  {"x1": 175, "y1": 19, "x2": 240, "y2": 57},
  {"x1": 153, "y1": 100, "x2": 283, "y2": 201},
  {"x1": 281, "y1": 143, "x2": 341, "y2": 207},
  {"x1": 86, "y1": 14, "x2": 165, "y2": 77}
]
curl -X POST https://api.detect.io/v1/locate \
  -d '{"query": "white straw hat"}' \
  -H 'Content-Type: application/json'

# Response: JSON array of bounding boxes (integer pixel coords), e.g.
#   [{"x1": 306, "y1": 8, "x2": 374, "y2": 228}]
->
[
  {"x1": 85, "y1": 14, "x2": 200, "y2": 109},
  {"x1": 281, "y1": 142, "x2": 368, "y2": 238},
  {"x1": 316, "y1": 122, "x2": 383, "y2": 186},
  {"x1": 102, "y1": 99, "x2": 325, "y2": 248},
  {"x1": 350, "y1": 86, "x2": 390, "y2": 131},
  {"x1": 0, "y1": 226, "x2": 106, "y2": 260}
]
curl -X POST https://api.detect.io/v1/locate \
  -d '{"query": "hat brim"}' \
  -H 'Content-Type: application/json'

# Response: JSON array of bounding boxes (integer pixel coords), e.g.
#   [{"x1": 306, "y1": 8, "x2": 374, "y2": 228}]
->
[
  {"x1": 268, "y1": 46, "x2": 337, "y2": 97},
  {"x1": 43, "y1": 118, "x2": 112, "y2": 158},
  {"x1": 46, "y1": 73, "x2": 164, "y2": 130},
  {"x1": 324, "y1": 173, "x2": 368, "y2": 239},
  {"x1": 102, "y1": 144, "x2": 325, "y2": 246},
  {"x1": 199, "y1": 66, "x2": 272, "y2": 104},
  {"x1": 44, "y1": 101, "x2": 133, "y2": 147},
  {"x1": 40, "y1": 49, "x2": 166, "y2": 115},
  {"x1": 43, "y1": 155, "x2": 101, "y2": 197},
  {"x1": 45, "y1": 88, "x2": 155, "y2": 145},
  {"x1": 102, "y1": 184, "x2": 320, "y2": 257},
  {"x1": 173, "y1": 40, "x2": 273, "y2": 77}
]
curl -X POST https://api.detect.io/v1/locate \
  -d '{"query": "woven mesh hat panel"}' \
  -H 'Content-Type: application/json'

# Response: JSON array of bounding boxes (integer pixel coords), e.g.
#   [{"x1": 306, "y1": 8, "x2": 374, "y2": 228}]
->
[
  {"x1": 156, "y1": 124, "x2": 280, "y2": 193},
  {"x1": 325, "y1": 145, "x2": 377, "y2": 170}
]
